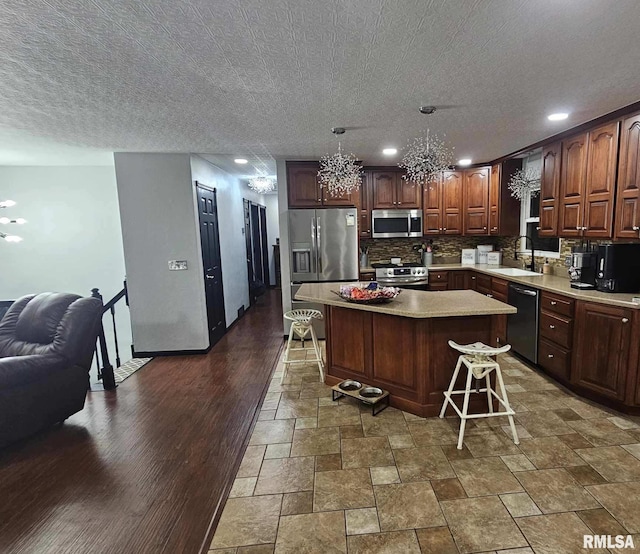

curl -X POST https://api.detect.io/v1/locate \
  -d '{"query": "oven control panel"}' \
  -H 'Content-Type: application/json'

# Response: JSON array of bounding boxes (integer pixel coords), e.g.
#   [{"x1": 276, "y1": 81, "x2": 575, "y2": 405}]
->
[{"x1": 375, "y1": 267, "x2": 428, "y2": 278}]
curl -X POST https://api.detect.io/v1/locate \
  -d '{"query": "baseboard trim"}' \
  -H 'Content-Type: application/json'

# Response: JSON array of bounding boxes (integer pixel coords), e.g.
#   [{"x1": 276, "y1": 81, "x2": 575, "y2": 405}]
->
[{"x1": 132, "y1": 346, "x2": 212, "y2": 358}]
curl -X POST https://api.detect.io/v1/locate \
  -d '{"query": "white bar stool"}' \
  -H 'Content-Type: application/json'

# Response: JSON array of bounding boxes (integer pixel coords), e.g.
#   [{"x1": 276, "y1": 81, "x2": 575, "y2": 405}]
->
[
  {"x1": 281, "y1": 309, "x2": 324, "y2": 384},
  {"x1": 439, "y1": 340, "x2": 518, "y2": 450}
]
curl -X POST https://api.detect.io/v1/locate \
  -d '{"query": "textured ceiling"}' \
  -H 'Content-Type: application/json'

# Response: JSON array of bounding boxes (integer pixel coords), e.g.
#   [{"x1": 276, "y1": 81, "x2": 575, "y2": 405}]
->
[{"x1": 1, "y1": 0, "x2": 640, "y2": 167}]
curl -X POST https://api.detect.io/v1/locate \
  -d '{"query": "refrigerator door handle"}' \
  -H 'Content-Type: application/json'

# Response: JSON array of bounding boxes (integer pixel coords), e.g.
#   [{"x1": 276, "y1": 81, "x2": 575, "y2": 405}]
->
[
  {"x1": 316, "y1": 216, "x2": 322, "y2": 273},
  {"x1": 311, "y1": 217, "x2": 317, "y2": 274}
]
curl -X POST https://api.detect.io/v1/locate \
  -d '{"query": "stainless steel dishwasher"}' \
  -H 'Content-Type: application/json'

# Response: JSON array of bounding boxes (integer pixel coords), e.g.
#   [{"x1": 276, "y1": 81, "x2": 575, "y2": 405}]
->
[{"x1": 507, "y1": 283, "x2": 540, "y2": 364}]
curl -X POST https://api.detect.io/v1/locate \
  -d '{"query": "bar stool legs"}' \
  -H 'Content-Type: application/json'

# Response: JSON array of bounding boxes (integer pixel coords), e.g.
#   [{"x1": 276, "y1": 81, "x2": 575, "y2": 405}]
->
[
  {"x1": 281, "y1": 310, "x2": 324, "y2": 385},
  {"x1": 439, "y1": 341, "x2": 518, "y2": 450}
]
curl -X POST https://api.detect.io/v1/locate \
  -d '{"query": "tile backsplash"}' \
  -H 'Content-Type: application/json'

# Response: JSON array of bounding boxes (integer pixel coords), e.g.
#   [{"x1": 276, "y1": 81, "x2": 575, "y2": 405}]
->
[{"x1": 361, "y1": 236, "x2": 610, "y2": 278}]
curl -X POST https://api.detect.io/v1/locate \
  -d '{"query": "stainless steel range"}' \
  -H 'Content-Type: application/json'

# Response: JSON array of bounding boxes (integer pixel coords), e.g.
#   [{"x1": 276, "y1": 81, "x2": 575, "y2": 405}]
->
[{"x1": 373, "y1": 263, "x2": 429, "y2": 290}]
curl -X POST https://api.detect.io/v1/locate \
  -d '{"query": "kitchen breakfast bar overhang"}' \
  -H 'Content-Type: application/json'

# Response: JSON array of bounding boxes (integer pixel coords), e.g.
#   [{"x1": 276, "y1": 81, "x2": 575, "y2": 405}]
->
[{"x1": 295, "y1": 283, "x2": 517, "y2": 418}]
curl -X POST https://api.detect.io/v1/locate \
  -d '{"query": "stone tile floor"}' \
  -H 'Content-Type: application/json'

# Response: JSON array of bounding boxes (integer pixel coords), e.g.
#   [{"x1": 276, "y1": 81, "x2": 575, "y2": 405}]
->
[{"x1": 210, "y1": 342, "x2": 640, "y2": 553}]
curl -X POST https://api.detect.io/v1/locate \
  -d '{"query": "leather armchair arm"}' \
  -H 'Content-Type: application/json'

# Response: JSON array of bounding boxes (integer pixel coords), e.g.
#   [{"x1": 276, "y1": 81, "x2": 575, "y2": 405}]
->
[{"x1": 0, "y1": 354, "x2": 69, "y2": 389}]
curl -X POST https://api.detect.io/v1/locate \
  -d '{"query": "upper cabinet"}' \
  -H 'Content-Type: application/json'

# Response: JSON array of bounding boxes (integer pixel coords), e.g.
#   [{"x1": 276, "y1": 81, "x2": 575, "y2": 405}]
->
[
  {"x1": 463, "y1": 167, "x2": 490, "y2": 235},
  {"x1": 538, "y1": 142, "x2": 562, "y2": 237},
  {"x1": 287, "y1": 161, "x2": 358, "y2": 208},
  {"x1": 423, "y1": 171, "x2": 463, "y2": 235},
  {"x1": 558, "y1": 123, "x2": 619, "y2": 238},
  {"x1": 372, "y1": 170, "x2": 421, "y2": 209},
  {"x1": 489, "y1": 160, "x2": 522, "y2": 236},
  {"x1": 359, "y1": 171, "x2": 372, "y2": 238},
  {"x1": 615, "y1": 113, "x2": 640, "y2": 239}
]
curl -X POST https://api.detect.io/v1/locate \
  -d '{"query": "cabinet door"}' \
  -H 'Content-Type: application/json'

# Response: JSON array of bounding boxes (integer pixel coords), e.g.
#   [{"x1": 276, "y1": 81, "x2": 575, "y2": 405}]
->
[
  {"x1": 615, "y1": 113, "x2": 640, "y2": 239},
  {"x1": 423, "y1": 174, "x2": 442, "y2": 235},
  {"x1": 489, "y1": 164, "x2": 501, "y2": 235},
  {"x1": 287, "y1": 163, "x2": 321, "y2": 207},
  {"x1": 573, "y1": 302, "x2": 632, "y2": 401},
  {"x1": 397, "y1": 176, "x2": 422, "y2": 208},
  {"x1": 583, "y1": 121, "x2": 619, "y2": 238},
  {"x1": 372, "y1": 171, "x2": 397, "y2": 209},
  {"x1": 448, "y1": 271, "x2": 469, "y2": 290},
  {"x1": 559, "y1": 133, "x2": 588, "y2": 237},
  {"x1": 463, "y1": 167, "x2": 490, "y2": 235},
  {"x1": 359, "y1": 171, "x2": 371, "y2": 237},
  {"x1": 442, "y1": 171, "x2": 463, "y2": 234},
  {"x1": 539, "y1": 142, "x2": 562, "y2": 237}
]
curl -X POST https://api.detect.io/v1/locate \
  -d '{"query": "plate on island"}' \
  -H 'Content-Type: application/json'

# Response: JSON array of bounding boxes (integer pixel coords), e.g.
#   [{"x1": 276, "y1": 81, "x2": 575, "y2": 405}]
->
[{"x1": 332, "y1": 282, "x2": 401, "y2": 305}]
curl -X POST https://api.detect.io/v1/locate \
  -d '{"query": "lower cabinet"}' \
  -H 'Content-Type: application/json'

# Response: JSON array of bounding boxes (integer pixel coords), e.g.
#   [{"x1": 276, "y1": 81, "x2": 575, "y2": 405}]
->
[
  {"x1": 539, "y1": 338, "x2": 571, "y2": 381},
  {"x1": 448, "y1": 271, "x2": 469, "y2": 290},
  {"x1": 428, "y1": 271, "x2": 449, "y2": 290},
  {"x1": 572, "y1": 301, "x2": 633, "y2": 402}
]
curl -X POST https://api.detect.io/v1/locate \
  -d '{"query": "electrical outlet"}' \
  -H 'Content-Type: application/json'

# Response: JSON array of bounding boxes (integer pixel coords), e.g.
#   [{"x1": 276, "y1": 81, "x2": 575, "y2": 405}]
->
[{"x1": 168, "y1": 260, "x2": 188, "y2": 271}]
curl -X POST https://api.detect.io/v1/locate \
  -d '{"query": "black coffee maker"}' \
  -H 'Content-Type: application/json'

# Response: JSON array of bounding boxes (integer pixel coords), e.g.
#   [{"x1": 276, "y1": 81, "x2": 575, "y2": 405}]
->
[
  {"x1": 569, "y1": 245, "x2": 597, "y2": 290},
  {"x1": 595, "y1": 243, "x2": 640, "y2": 293}
]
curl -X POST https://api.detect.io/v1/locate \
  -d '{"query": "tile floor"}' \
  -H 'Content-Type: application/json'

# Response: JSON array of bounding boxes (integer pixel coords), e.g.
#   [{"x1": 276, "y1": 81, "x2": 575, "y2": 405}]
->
[{"x1": 210, "y1": 342, "x2": 640, "y2": 553}]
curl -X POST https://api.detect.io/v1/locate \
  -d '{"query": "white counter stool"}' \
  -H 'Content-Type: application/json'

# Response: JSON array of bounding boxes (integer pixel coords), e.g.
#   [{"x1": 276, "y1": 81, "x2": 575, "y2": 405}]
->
[
  {"x1": 439, "y1": 341, "x2": 518, "y2": 450},
  {"x1": 281, "y1": 309, "x2": 324, "y2": 384}
]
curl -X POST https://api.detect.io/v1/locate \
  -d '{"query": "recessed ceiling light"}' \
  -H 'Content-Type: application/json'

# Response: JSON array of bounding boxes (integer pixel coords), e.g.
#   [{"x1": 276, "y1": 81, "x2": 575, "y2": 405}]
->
[
  {"x1": 548, "y1": 112, "x2": 569, "y2": 121},
  {"x1": 234, "y1": 158, "x2": 248, "y2": 164},
  {"x1": 382, "y1": 148, "x2": 398, "y2": 155},
  {"x1": 458, "y1": 158, "x2": 472, "y2": 166}
]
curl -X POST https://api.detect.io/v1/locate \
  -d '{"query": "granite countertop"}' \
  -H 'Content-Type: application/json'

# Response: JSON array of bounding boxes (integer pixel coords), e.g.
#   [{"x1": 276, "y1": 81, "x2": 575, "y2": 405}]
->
[
  {"x1": 359, "y1": 262, "x2": 640, "y2": 309},
  {"x1": 295, "y1": 282, "x2": 516, "y2": 319}
]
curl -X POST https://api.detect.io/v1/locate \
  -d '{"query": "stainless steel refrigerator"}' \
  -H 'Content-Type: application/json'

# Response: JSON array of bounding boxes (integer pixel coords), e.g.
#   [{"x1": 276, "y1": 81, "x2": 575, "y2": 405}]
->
[{"x1": 289, "y1": 208, "x2": 359, "y2": 338}]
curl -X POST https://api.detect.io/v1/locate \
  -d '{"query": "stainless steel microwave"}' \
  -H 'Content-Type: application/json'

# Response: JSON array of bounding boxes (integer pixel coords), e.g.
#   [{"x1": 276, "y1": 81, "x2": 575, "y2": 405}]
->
[{"x1": 371, "y1": 209, "x2": 423, "y2": 238}]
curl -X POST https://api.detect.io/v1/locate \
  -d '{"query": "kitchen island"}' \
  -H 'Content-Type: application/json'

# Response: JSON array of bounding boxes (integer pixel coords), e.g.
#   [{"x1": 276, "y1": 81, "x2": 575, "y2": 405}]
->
[{"x1": 295, "y1": 283, "x2": 516, "y2": 417}]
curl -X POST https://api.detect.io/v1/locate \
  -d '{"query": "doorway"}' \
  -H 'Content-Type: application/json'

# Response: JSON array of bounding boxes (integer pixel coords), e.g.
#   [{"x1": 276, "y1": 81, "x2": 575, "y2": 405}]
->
[
  {"x1": 243, "y1": 199, "x2": 270, "y2": 306},
  {"x1": 197, "y1": 183, "x2": 226, "y2": 347}
]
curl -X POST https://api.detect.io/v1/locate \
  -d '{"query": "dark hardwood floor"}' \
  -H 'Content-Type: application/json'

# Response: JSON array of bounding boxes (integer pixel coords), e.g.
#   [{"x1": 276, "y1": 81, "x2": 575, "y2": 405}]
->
[{"x1": 0, "y1": 289, "x2": 283, "y2": 554}]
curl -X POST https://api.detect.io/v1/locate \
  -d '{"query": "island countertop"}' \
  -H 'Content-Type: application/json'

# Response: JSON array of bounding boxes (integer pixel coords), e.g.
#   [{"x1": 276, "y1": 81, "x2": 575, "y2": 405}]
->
[{"x1": 295, "y1": 282, "x2": 516, "y2": 319}]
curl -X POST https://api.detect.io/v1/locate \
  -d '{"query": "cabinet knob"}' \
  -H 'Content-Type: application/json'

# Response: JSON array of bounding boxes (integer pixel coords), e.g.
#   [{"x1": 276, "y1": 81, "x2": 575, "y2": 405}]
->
[
  {"x1": 398, "y1": 201, "x2": 402, "y2": 205},
  {"x1": 550, "y1": 301, "x2": 557, "y2": 305},
  {"x1": 548, "y1": 354, "x2": 554, "y2": 358},
  {"x1": 549, "y1": 324, "x2": 555, "y2": 329},
  {"x1": 536, "y1": 226, "x2": 541, "y2": 230},
  {"x1": 443, "y1": 227, "x2": 447, "y2": 231},
  {"x1": 633, "y1": 226, "x2": 639, "y2": 231},
  {"x1": 471, "y1": 276, "x2": 476, "y2": 280},
  {"x1": 437, "y1": 275, "x2": 441, "y2": 279},
  {"x1": 576, "y1": 226, "x2": 581, "y2": 231},
  {"x1": 483, "y1": 226, "x2": 487, "y2": 230},
  {"x1": 492, "y1": 226, "x2": 498, "y2": 230},
  {"x1": 622, "y1": 318, "x2": 629, "y2": 323},
  {"x1": 487, "y1": 294, "x2": 493, "y2": 298}
]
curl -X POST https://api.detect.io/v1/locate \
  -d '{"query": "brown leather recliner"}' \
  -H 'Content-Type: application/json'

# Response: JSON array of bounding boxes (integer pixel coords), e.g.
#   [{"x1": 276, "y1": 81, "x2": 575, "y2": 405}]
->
[{"x1": 0, "y1": 293, "x2": 102, "y2": 448}]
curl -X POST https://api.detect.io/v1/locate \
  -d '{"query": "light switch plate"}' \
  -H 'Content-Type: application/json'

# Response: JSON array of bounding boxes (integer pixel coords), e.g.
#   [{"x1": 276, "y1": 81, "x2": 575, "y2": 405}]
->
[{"x1": 168, "y1": 260, "x2": 188, "y2": 271}]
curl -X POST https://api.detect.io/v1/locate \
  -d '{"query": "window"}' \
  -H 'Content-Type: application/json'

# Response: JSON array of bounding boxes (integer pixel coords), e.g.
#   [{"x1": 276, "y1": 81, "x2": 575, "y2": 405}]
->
[{"x1": 520, "y1": 190, "x2": 561, "y2": 258}]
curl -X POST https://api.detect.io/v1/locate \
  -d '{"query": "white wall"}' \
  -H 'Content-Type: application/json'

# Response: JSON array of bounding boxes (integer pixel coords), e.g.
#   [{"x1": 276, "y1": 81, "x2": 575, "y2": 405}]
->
[
  {"x1": 114, "y1": 153, "x2": 209, "y2": 352},
  {"x1": 263, "y1": 194, "x2": 280, "y2": 286},
  {"x1": 0, "y1": 165, "x2": 131, "y2": 363},
  {"x1": 190, "y1": 155, "x2": 269, "y2": 324},
  {"x1": 276, "y1": 159, "x2": 292, "y2": 320}
]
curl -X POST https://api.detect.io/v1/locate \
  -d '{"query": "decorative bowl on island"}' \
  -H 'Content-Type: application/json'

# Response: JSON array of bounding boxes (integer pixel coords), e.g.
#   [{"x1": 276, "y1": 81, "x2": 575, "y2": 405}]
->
[{"x1": 334, "y1": 282, "x2": 401, "y2": 304}]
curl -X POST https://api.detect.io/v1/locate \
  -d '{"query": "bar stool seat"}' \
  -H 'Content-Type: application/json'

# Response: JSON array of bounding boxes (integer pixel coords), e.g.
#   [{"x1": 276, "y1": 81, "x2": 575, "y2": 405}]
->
[
  {"x1": 281, "y1": 309, "x2": 324, "y2": 384},
  {"x1": 439, "y1": 340, "x2": 518, "y2": 449}
]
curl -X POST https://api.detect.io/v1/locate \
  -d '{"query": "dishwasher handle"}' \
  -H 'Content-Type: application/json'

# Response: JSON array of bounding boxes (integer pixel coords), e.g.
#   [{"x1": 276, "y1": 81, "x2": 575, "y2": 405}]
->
[{"x1": 511, "y1": 285, "x2": 537, "y2": 297}]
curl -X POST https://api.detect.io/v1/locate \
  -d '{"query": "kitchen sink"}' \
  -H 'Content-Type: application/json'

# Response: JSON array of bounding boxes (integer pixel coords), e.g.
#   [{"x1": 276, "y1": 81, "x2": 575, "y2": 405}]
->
[{"x1": 487, "y1": 268, "x2": 544, "y2": 277}]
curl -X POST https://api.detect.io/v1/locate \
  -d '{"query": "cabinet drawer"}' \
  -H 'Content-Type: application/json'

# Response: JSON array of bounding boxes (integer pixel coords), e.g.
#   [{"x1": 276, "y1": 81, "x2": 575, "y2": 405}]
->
[
  {"x1": 429, "y1": 282, "x2": 449, "y2": 291},
  {"x1": 429, "y1": 271, "x2": 449, "y2": 284},
  {"x1": 540, "y1": 310, "x2": 573, "y2": 349},
  {"x1": 539, "y1": 338, "x2": 571, "y2": 381},
  {"x1": 541, "y1": 291, "x2": 574, "y2": 318},
  {"x1": 359, "y1": 272, "x2": 375, "y2": 282},
  {"x1": 475, "y1": 273, "x2": 492, "y2": 294}
]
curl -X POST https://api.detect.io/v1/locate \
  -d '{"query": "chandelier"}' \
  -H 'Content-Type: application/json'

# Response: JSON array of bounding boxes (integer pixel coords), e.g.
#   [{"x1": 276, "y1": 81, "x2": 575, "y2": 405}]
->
[
  {"x1": 507, "y1": 168, "x2": 541, "y2": 201},
  {"x1": 318, "y1": 128, "x2": 363, "y2": 197},
  {"x1": 398, "y1": 129, "x2": 453, "y2": 182},
  {"x1": 248, "y1": 176, "x2": 276, "y2": 194},
  {"x1": 0, "y1": 199, "x2": 25, "y2": 243}
]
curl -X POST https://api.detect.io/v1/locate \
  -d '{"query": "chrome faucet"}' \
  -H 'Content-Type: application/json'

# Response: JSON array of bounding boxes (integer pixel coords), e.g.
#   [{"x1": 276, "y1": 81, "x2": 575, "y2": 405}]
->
[{"x1": 513, "y1": 235, "x2": 536, "y2": 272}]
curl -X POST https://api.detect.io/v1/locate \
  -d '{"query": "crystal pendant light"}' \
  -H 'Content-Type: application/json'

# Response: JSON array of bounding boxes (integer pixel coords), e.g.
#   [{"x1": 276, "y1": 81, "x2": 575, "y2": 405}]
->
[
  {"x1": 318, "y1": 128, "x2": 363, "y2": 197},
  {"x1": 0, "y1": 199, "x2": 25, "y2": 243},
  {"x1": 248, "y1": 175, "x2": 277, "y2": 194}
]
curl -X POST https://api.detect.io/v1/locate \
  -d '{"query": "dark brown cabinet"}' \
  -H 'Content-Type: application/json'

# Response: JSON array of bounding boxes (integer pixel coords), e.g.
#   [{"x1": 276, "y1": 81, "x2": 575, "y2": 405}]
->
[
  {"x1": 489, "y1": 160, "x2": 522, "y2": 236},
  {"x1": 448, "y1": 271, "x2": 470, "y2": 290},
  {"x1": 287, "y1": 161, "x2": 358, "y2": 208},
  {"x1": 463, "y1": 167, "x2": 490, "y2": 235},
  {"x1": 539, "y1": 142, "x2": 562, "y2": 237},
  {"x1": 572, "y1": 301, "x2": 632, "y2": 401},
  {"x1": 558, "y1": 124, "x2": 619, "y2": 238},
  {"x1": 428, "y1": 271, "x2": 449, "y2": 291},
  {"x1": 423, "y1": 171, "x2": 463, "y2": 235},
  {"x1": 615, "y1": 113, "x2": 640, "y2": 239},
  {"x1": 559, "y1": 133, "x2": 588, "y2": 237},
  {"x1": 372, "y1": 171, "x2": 421, "y2": 210}
]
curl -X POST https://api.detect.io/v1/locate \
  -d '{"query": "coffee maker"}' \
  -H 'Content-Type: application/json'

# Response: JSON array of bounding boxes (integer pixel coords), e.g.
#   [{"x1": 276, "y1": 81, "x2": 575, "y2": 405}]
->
[
  {"x1": 595, "y1": 243, "x2": 640, "y2": 293},
  {"x1": 569, "y1": 246, "x2": 597, "y2": 289}
]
